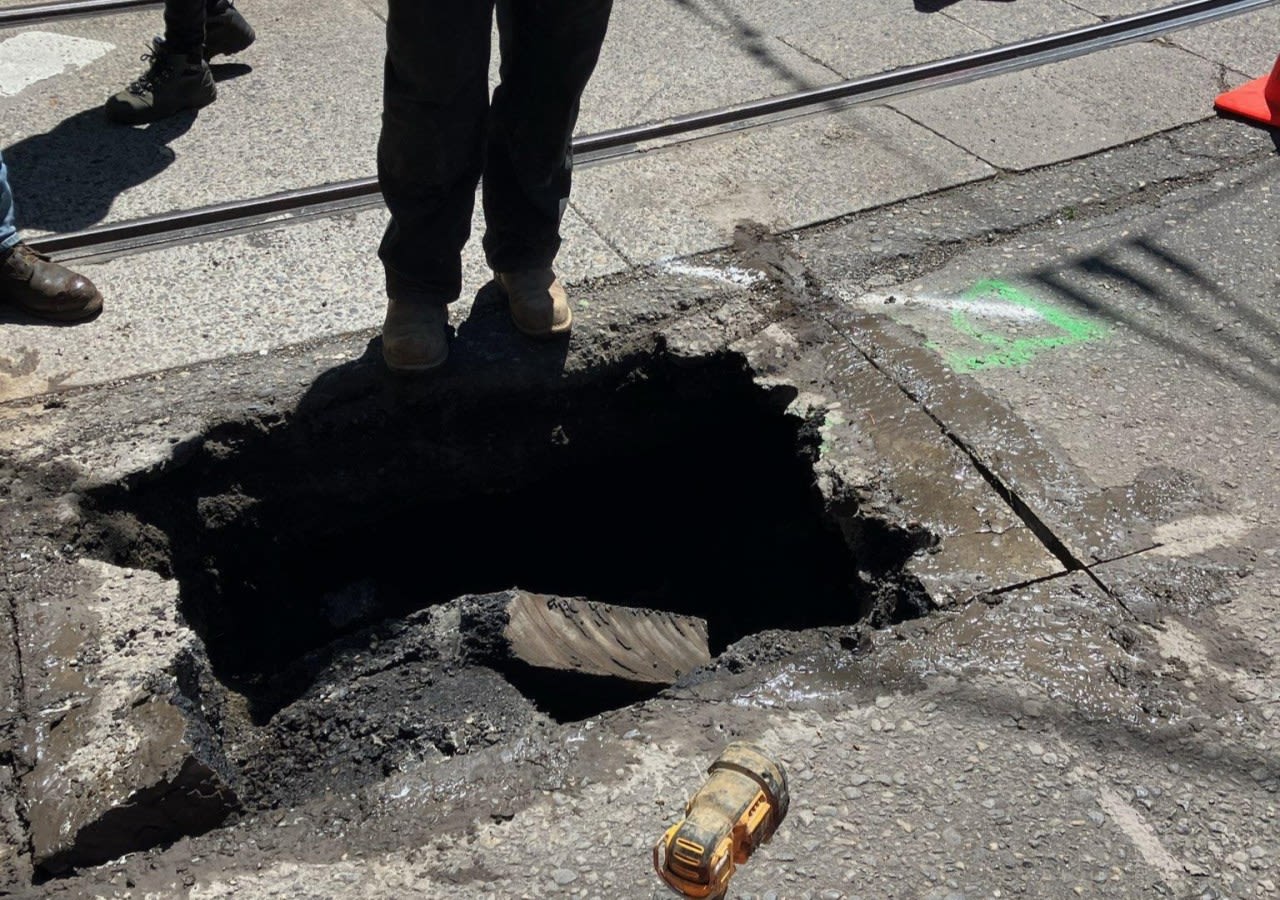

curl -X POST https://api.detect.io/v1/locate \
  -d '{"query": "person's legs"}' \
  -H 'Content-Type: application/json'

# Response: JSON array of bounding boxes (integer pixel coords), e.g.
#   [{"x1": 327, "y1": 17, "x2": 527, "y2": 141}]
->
[
  {"x1": 104, "y1": 0, "x2": 218, "y2": 124},
  {"x1": 0, "y1": 151, "x2": 103, "y2": 321},
  {"x1": 378, "y1": 0, "x2": 496, "y2": 301},
  {"x1": 377, "y1": 0, "x2": 495, "y2": 370},
  {"x1": 482, "y1": 0, "x2": 612, "y2": 337},
  {"x1": 203, "y1": 0, "x2": 255, "y2": 60},
  {"x1": 0, "y1": 151, "x2": 19, "y2": 254},
  {"x1": 163, "y1": 0, "x2": 206, "y2": 55},
  {"x1": 483, "y1": 0, "x2": 612, "y2": 276}
]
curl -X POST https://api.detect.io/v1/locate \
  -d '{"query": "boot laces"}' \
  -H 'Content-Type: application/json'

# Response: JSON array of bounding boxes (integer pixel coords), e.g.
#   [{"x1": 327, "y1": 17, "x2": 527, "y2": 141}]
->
[
  {"x1": 127, "y1": 49, "x2": 177, "y2": 96},
  {"x1": 1, "y1": 243, "x2": 49, "y2": 275},
  {"x1": 10, "y1": 244, "x2": 49, "y2": 265}
]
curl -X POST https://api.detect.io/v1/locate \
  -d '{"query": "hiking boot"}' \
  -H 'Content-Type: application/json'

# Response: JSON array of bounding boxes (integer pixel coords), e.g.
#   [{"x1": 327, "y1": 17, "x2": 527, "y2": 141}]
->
[
  {"x1": 104, "y1": 44, "x2": 216, "y2": 125},
  {"x1": 204, "y1": 3, "x2": 256, "y2": 59},
  {"x1": 382, "y1": 294, "x2": 449, "y2": 372},
  {"x1": 493, "y1": 269, "x2": 572, "y2": 338},
  {"x1": 0, "y1": 243, "x2": 103, "y2": 322}
]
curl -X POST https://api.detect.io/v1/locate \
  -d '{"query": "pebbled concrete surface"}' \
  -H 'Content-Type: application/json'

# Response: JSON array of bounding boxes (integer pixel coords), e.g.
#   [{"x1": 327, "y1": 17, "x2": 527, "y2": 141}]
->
[
  {"x1": 3, "y1": 0, "x2": 1274, "y2": 402},
  {"x1": 0, "y1": 112, "x2": 1276, "y2": 897},
  {"x1": 0, "y1": 2, "x2": 1278, "y2": 898}
]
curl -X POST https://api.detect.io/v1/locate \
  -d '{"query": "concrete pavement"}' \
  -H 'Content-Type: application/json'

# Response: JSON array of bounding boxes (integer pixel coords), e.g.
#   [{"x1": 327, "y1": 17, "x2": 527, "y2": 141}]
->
[
  {"x1": 2, "y1": 0, "x2": 1277, "y2": 395},
  {"x1": 1, "y1": 0, "x2": 1279, "y2": 897}
]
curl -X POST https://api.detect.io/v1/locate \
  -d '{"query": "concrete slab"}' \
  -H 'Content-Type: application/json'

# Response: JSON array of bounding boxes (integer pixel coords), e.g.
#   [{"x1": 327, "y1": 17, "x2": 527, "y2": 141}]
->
[
  {"x1": 893, "y1": 68, "x2": 1127, "y2": 170},
  {"x1": 1071, "y1": 0, "x2": 1167, "y2": 15},
  {"x1": 769, "y1": 4, "x2": 994, "y2": 79},
  {"x1": 579, "y1": 0, "x2": 839, "y2": 132},
  {"x1": 1166, "y1": 5, "x2": 1280, "y2": 80},
  {"x1": 935, "y1": 0, "x2": 1101, "y2": 44},
  {"x1": 571, "y1": 106, "x2": 994, "y2": 265},
  {"x1": 0, "y1": 203, "x2": 627, "y2": 401},
  {"x1": 1, "y1": 0, "x2": 385, "y2": 232},
  {"x1": 891, "y1": 42, "x2": 1226, "y2": 170},
  {"x1": 1036, "y1": 41, "x2": 1231, "y2": 132},
  {"x1": 785, "y1": 329, "x2": 1065, "y2": 603},
  {"x1": 818, "y1": 142, "x2": 1280, "y2": 570},
  {"x1": 17, "y1": 560, "x2": 236, "y2": 874},
  {"x1": 0, "y1": 29, "x2": 112, "y2": 97},
  {"x1": 4, "y1": 0, "x2": 1228, "y2": 244}
]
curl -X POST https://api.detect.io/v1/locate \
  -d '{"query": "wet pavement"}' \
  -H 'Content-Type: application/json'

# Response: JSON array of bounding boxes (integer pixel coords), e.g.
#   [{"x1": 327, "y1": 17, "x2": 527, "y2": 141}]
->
[{"x1": 2, "y1": 0, "x2": 1280, "y2": 897}]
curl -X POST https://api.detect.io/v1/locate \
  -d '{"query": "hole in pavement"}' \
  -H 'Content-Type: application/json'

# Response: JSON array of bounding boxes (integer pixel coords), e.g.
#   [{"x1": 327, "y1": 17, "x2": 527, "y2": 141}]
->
[{"x1": 79, "y1": 350, "x2": 926, "y2": 788}]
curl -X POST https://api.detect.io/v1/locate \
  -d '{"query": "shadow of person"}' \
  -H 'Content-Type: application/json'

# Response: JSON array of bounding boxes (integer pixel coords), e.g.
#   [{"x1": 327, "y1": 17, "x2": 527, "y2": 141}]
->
[
  {"x1": 0, "y1": 300, "x2": 102, "y2": 328},
  {"x1": 2, "y1": 105, "x2": 199, "y2": 233},
  {"x1": 453, "y1": 279, "x2": 572, "y2": 373},
  {"x1": 209, "y1": 61, "x2": 252, "y2": 82},
  {"x1": 914, "y1": 0, "x2": 1014, "y2": 10},
  {"x1": 295, "y1": 282, "x2": 571, "y2": 420}
]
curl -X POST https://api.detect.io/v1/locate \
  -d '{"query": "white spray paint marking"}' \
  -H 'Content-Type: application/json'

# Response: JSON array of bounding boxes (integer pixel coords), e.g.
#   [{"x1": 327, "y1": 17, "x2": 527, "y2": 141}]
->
[
  {"x1": 1149, "y1": 513, "x2": 1250, "y2": 557},
  {"x1": 0, "y1": 32, "x2": 114, "y2": 98},
  {"x1": 842, "y1": 290, "x2": 1044, "y2": 322},
  {"x1": 659, "y1": 259, "x2": 765, "y2": 288}
]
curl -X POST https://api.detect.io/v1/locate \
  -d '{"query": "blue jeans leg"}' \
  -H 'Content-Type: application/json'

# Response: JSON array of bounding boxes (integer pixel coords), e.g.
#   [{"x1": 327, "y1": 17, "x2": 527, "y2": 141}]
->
[{"x1": 0, "y1": 150, "x2": 20, "y2": 253}]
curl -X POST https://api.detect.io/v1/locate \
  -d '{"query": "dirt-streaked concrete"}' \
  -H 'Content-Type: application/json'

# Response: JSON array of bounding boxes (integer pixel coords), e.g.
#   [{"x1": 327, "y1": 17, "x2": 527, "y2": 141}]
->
[{"x1": 0, "y1": 95, "x2": 1277, "y2": 900}]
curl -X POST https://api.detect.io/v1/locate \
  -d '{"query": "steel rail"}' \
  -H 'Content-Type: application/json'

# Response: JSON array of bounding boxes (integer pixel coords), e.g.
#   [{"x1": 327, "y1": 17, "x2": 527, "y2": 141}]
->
[
  {"x1": 27, "y1": 0, "x2": 1277, "y2": 259},
  {"x1": 0, "y1": 0, "x2": 158, "y2": 27}
]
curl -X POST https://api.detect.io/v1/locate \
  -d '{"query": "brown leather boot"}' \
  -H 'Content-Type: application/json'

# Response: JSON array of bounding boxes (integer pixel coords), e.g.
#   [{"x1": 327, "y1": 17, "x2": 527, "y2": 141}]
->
[
  {"x1": 493, "y1": 269, "x2": 572, "y2": 338},
  {"x1": 382, "y1": 294, "x2": 449, "y2": 372},
  {"x1": 0, "y1": 243, "x2": 103, "y2": 322}
]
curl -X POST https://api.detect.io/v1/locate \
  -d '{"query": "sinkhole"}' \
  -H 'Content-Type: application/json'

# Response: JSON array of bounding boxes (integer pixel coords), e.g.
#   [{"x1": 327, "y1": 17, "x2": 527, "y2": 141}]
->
[{"x1": 80, "y1": 350, "x2": 926, "y2": 730}]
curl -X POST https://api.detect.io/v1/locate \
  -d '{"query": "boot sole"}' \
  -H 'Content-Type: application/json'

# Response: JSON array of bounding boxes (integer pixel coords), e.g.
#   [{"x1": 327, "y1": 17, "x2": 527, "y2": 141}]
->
[
  {"x1": 382, "y1": 352, "x2": 449, "y2": 374},
  {"x1": 204, "y1": 31, "x2": 256, "y2": 59},
  {"x1": 10, "y1": 291, "x2": 103, "y2": 323},
  {"x1": 104, "y1": 86, "x2": 217, "y2": 125},
  {"x1": 511, "y1": 315, "x2": 572, "y2": 340}
]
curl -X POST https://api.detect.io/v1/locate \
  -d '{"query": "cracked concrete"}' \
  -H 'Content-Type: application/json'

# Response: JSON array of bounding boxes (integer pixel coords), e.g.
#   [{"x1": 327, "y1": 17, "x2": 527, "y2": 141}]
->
[
  {"x1": 2, "y1": 112, "x2": 1269, "y2": 896},
  {"x1": 0, "y1": 20, "x2": 1278, "y2": 898}
]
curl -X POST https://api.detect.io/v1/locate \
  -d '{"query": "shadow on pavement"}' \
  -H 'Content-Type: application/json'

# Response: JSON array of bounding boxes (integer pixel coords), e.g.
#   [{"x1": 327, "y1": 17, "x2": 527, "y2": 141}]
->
[
  {"x1": 913, "y1": 0, "x2": 1015, "y2": 10},
  {"x1": 296, "y1": 281, "x2": 569, "y2": 416},
  {"x1": 1032, "y1": 235, "x2": 1280, "y2": 403},
  {"x1": 1023, "y1": 159, "x2": 1280, "y2": 403},
  {"x1": 0, "y1": 303, "x2": 102, "y2": 328},
  {"x1": 3, "y1": 107, "x2": 199, "y2": 233},
  {"x1": 665, "y1": 0, "x2": 826, "y2": 92}
]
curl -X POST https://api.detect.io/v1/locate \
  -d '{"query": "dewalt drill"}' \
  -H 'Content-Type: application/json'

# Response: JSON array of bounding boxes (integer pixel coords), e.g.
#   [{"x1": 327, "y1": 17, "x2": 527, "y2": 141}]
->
[{"x1": 653, "y1": 742, "x2": 790, "y2": 899}]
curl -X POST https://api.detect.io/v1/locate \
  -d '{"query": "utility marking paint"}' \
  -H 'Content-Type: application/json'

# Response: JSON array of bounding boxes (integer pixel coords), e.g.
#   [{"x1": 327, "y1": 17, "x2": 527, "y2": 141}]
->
[
  {"x1": 659, "y1": 259, "x2": 766, "y2": 288},
  {"x1": 0, "y1": 32, "x2": 114, "y2": 97},
  {"x1": 936, "y1": 280, "x2": 1108, "y2": 372},
  {"x1": 853, "y1": 292, "x2": 1043, "y2": 323}
]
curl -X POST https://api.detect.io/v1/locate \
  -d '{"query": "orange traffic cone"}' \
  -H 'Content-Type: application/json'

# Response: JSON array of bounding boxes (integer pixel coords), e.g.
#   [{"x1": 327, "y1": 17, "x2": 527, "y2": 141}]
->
[{"x1": 1215, "y1": 55, "x2": 1280, "y2": 128}]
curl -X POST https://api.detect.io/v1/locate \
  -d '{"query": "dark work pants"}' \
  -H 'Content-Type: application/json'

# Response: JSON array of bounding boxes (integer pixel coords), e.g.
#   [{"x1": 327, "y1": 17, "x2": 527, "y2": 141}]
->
[
  {"x1": 378, "y1": 0, "x2": 613, "y2": 301},
  {"x1": 163, "y1": 0, "x2": 228, "y2": 55}
]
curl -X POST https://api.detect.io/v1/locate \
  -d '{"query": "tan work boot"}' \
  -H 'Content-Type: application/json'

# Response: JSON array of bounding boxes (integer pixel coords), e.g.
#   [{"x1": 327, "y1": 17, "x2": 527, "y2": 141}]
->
[
  {"x1": 0, "y1": 243, "x2": 103, "y2": 322},
  {"x1": 382, "y1": 295, "x2": 449, "y2": 372},
  {"x1": 493, "y1": 269, "x2": 572, "y2": 338}
]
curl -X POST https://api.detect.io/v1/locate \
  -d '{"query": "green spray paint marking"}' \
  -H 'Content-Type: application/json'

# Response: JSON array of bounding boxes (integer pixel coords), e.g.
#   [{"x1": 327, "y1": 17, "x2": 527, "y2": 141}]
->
[{"x1": 941, "y1": 280, "x2": 1107, "y2": 373}]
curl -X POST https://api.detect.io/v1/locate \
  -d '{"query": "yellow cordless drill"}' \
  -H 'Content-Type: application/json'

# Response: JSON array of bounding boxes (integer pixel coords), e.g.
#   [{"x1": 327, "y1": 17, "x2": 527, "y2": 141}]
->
[{"x1": 653, "y1": 742, "x2": 790, "y2": 899}]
